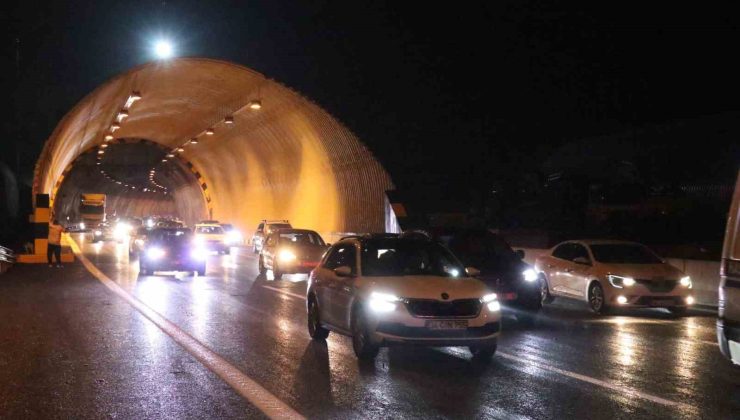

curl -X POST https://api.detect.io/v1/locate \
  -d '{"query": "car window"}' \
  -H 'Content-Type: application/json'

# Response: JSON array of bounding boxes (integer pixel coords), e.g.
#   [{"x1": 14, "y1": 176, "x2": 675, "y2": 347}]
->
[
  {"x1": 360, "y1": 238, "x2": 465, "y2": 277},
  {"x1": 589, "y1": 244, "x2": 663, "y2": 264},
  {"x1": 571, "y1": 244, "x2": 590, "y2": 262},
  {"x1": 324, "y1": 245, "x2": 356, "y2": 272},
  {"x1": 257, "y1": 223, "x2": 264, "y2": 231},
  {"x1": 552, "y1": 244, "x2": 573, "y2": 260},
  {"x1": 266, "y1": 223, "x2": 291, "y2": 233},
  {"x1": 278, "y1": 231, "x2": 325, "y2": 246},
  {"x1": 196, "y1": 226, "x2": 224, "y2": 234}
]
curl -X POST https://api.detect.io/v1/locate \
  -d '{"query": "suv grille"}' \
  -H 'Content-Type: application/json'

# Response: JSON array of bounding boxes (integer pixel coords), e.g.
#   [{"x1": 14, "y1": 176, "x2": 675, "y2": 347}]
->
[
  {"x1": 636, "y1": 279, "x2": 677, "y2": 293},
  {"x1": 405, "y1": 299, "x2": 481, "y2": 318}
]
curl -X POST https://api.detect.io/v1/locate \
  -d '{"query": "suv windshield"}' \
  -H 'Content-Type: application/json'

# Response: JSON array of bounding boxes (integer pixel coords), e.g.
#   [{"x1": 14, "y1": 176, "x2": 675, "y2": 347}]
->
[
  {"x1": 196, "y1": 226, "x2": 224, "y2": 234},
  {"x1": 590, "y1": 244, "x2": 663, "y2": 264},
  {"x1": 361, "y1": 238, "x2": 465, "y2": 277},
  {"x1": 266, "y1": 223, "x2": 291, "y2": 233},
  {"x1": 279, "y1": 231, "x2": 324, "y2": 246}
]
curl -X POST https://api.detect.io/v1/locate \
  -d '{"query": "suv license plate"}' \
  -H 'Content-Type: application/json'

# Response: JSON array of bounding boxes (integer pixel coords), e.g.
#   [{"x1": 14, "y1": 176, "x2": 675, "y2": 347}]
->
[
  {"x1": 651, "y1": 299, "x2": 675, "y2": 306},
  {"x1": 425, "y1": 320, "x2": 468, "y2": 330}
]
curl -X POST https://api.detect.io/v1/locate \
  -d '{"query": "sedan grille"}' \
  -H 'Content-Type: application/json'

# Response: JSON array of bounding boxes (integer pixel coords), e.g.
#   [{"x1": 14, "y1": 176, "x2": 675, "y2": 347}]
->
[
  {"x1": 404, "y1": 299, "x2": 481, "y2": 318},
  {"x1": 636, "y1": 279, "x2": 677, "y2": 293}
]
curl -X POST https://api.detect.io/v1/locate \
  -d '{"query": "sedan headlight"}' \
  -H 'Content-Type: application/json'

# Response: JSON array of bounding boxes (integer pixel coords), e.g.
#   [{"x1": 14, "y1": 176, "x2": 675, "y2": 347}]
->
[
  {"x1": 480, "y1": 293, "x2": 500, "y2": 311},
  {"x1": 94, "y1": 230, "x2": 102, "y2": 236},
  {"x1": 79, "y1": 222, "x2": 86, "y2": 230},
  {"x1": 680, "y1": 276, "x2": 692, "y2": 288},
  {"x1": 278, "y1": 249, "x2": 297, "y2": 262},
  {"x1": 193, "y1": 236, "x2": 205, "y2": 246},
  {"x1": 369, "y1": 292, "x2": 400, "y2": 313},
  {"x1": 608, "y1": 274, "x2": 635, "y2": 288},
  {"x1": 522, "y1": 268, "x2": 538, "y2": 282},
  {"x1": 146, "y1": 247, "x2": 165, "y2": 260}
]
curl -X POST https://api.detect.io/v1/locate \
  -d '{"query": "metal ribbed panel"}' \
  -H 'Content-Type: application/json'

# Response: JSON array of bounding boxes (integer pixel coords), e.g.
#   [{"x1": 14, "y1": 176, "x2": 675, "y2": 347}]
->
[{"x1": 34, "y1": 58, "x2": 394, "y2": 236}]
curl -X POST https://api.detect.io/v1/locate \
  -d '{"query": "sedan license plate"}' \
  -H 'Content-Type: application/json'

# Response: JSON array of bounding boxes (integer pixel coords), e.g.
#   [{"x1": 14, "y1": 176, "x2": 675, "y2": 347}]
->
[
  {"x1": 425, "y1": 320, "x2": 468, "y2": 330},
  {"x1": 651, "y1": 298, "x2": 675, "y2": 306}
]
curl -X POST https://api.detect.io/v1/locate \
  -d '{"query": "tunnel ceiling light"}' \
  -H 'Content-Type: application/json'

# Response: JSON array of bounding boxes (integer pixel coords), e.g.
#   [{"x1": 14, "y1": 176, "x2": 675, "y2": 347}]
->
[
  {"x1": 224, "y1": 116, "x2": 234, "y2": 124},
  {"x1": 105, "y1": 135, "x2": 114, "y2": 141},
  {"x1": 125, "y1": 91, "x2": 142, "y2": 108},
  {"x1": 110, "y1": 123, "x2": 121, "y2": 132},
  {"x1": 98, "y1": 150, "x2": 105, "y2": 154},
  {"x1": 101, "y1": 144, "x2": 108, "y2": 148},
  {"x1": 189, "y1": 138, "x2": 199, "y2": 144},
  {"x1": 176, "y1": 148, "x2": 184, "y2": 152},
  {"x1": 161, "y1": 159, "x2": 167, "y2": 162},
  {"x1": 116, "y1": 110, "x2": 129, "y2": 123},
  {"x1": 248, "y1": 100, "x2": 262, "y2": 110},
  {"x1": 96, "y1": 162, "x2": 101, "y2": 165},
  {"x1": 205, "y1": 128, "x2": 215, "y2": 136},
  {"x1": 166, "y1": 153, "x2": 174, "y2": 158}
]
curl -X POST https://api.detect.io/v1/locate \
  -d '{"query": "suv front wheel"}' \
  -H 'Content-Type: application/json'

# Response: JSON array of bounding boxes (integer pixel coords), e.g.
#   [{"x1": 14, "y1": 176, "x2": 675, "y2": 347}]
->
[{"x1": 351, "y1": 306, "x2": 379, "y2": 360}]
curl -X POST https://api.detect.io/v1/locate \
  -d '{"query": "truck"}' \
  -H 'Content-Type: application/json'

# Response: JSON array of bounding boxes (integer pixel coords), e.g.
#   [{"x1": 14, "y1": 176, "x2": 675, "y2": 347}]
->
[{"x1": 80, "y1": 193, "x2": 106, "y2": 227}]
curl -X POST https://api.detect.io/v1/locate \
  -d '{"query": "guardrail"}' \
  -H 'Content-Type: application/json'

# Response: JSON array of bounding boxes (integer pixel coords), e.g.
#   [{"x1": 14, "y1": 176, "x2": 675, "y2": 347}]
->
[{"x1": 0, "y1": 245, "x2": 16, "y2": 274}]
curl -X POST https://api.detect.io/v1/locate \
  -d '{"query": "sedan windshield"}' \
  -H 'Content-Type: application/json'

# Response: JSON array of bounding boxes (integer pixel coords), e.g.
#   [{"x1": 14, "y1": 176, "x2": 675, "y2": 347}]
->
[
  {"x1": 590, "y1": 244, "x2": 663, "y2": 264},
  {"x1": 149, "y1": 229, "x2": 193, "y2": 244},
  {"x1": 361, "y1": 238, "x2": 465, "y2": 277}
]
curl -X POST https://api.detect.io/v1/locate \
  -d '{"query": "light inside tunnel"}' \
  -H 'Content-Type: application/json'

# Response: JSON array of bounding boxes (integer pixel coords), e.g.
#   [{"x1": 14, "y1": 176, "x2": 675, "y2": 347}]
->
[{"x1": 154, "y1": 40, "x2": 174, "y2": 59}]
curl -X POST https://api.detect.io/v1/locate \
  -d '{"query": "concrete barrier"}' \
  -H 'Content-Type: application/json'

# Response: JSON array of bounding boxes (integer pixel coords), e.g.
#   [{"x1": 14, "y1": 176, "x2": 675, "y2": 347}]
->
[{"x1": 514, "y1": 247, "x2": 720, "y2": 307}]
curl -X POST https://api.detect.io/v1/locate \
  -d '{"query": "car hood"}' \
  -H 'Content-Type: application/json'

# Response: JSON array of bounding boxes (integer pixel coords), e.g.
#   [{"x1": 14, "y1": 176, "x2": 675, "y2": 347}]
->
[
  {"x1": 599, "y1": 263, "x2": 684, "y2": 280},
  {"x1": 359, "y1": 275, "x2": 490, "y2": 300}
]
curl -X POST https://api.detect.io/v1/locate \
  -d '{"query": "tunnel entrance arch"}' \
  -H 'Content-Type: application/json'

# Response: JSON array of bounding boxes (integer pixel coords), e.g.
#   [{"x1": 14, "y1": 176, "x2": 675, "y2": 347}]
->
[{"x1": 34, "y1": 58, "x2": 394, "y2": 237}]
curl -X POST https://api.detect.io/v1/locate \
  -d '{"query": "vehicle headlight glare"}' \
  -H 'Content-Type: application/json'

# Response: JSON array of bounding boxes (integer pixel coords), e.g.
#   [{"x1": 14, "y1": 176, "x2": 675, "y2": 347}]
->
[
  {"x1": 686, "y1": 296, "x2": 695, "y2": 305},
  {"x1": 369, "y1": 292, "x2": 400, "y2": 313},
  {"x1": 79, "y1": 222, "x2": 86, "y2": 230},
  {"x1": 487, "y1": 301, "x2": 501, "y2": 312},
  {"x1": 522, "y1": 268, "x2": 538, "y2": 282},
  {"x1": 226, "y1": 231, "x2": 242, "y2": 244},
  {"x1": 94, "y1": 230, "x2": 102, "y2": 236},
  {"x1": 279, "y1": 249, "x2": 297, "y2": 262},
  {"x1": 480, "y1": 293, "x2": 498, "y2": 303},
  {"x1": 193, "y1": 236, "x2": 205, "y2": 246},
  {"x1": 680, "y1": 276, "x2": 692, "y2": 288},
  {"x1": 191, "y1": 247, "x2": 208, "y2": 261},
  {"x1": 146, "y1": 247, "x2": 165, "y2": 259}
]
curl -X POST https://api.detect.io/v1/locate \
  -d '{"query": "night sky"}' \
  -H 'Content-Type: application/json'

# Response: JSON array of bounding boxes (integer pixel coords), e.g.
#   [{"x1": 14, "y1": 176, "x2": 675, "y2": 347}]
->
[{"x1": 2, "y1": 1, "x2": 739, "y2": 191}]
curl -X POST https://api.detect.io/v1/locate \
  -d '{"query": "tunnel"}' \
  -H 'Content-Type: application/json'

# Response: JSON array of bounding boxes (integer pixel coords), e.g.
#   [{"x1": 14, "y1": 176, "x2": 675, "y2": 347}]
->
[{"x1": 34, "y1": 58, "x2": 394, "y2": 238}]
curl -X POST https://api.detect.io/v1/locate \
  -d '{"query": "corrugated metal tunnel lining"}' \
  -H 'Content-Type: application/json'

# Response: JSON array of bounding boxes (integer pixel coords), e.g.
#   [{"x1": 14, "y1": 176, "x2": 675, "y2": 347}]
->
[{"x1": 34, "y1": 58, "x2": 394, "y2": 236}]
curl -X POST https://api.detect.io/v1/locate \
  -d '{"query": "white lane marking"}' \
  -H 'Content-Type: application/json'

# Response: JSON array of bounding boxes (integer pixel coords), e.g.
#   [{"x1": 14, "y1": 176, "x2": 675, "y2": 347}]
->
[
  {"x1": 262, "y1": 285, "x2": 306, "y2": 301},
  {"x1": 497, "y1": 351, "x2": 695, "y2": 411},
  {"x1": 67, "y1": 236, "x2": 305, "y2": 420}
]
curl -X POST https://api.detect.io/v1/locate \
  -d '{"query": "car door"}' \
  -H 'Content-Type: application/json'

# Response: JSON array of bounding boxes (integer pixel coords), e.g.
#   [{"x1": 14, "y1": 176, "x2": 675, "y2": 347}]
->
[
  {"x1": 263, "y1": 234, "x2": 277, "y2": 270},
  {"x1": 547, "y1": 243, "x2": 575, "y2": 295},
  {"x1": 562, "y1": 244, "x2": 593, "y2": 298},
  {"x1": 317, "y1": 244, "x2": 356, "y2": 329},
  {"x1": 332, "y1": 245, "x2": 359, "y2": 331}
]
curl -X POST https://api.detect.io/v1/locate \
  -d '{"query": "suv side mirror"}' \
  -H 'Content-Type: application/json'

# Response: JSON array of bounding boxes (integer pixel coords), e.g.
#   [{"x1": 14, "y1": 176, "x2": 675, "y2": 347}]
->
[
  {"x1": 515, "y1": 249, "x2": 525, "y2": 259},
  {"x1": 334, "y1": 266, "x2": 354, "y2": 277},
  {"x1": 465, "y1": 267, "x2": 481, "y2": 277},
  {"x1": 573, "y1": 257, "x2": 591, "y2": 266}
]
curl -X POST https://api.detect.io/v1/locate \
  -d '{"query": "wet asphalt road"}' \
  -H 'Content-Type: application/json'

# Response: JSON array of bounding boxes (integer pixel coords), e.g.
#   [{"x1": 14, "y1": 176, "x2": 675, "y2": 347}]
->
[{"x1": 1, "y1": 234, "x2": 739, "y2": 419}]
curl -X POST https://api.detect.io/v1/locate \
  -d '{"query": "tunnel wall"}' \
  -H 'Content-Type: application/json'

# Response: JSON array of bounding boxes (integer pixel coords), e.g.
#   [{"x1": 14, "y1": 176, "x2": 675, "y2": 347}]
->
[{"x1": 34, "y1": 58, "x2": 393, "y2": 236}]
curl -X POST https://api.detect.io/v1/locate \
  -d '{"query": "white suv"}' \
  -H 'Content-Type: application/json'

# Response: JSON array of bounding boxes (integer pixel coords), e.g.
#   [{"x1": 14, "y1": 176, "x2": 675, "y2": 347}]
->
[{"x1": 306, "y1": 233, "x2": 502, "y2": 360}]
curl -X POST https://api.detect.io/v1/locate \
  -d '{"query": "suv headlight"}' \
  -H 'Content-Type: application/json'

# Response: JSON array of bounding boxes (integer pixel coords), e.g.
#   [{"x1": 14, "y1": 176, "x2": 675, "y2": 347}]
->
[
  {"x1": 680, "y1": 276, "x2": 692, "y2": 288},
  {"x1": 608, "y1": 275, "x2": 635, "y2": 288},
  {"x1": 522, "y1": 268, "x2": 538, "y2": 282},
  {"x1": 369, "y1": 292, "x2": 400, "y2": 313},
  {"x1": 480, "y1": 293, "x2": 501, "y2": 311},
  {"x1": 147, "y1": 247, "x2": 165, "y2": 260}
]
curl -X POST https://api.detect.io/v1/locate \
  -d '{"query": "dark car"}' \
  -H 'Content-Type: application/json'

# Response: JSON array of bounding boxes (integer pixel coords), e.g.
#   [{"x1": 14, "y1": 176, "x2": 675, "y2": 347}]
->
[
  {"x1": 138, "y1": 228, "x2": 206, "y2": 276},
  {"x1": 259, "y1": 229, "x2": 328, "y2": 279},
  {"x1": 442, "y1": 229, "x2": 542, "y2": 312}
]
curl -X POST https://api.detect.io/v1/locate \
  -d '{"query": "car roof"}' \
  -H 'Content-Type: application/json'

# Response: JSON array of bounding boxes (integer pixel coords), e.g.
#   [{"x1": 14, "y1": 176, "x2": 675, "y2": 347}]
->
[{"x1": 269, "y1": 228, "x2": 319, "y2": 235}]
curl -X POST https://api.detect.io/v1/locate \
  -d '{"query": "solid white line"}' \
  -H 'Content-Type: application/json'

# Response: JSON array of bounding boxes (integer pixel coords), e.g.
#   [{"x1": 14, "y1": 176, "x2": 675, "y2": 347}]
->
[
  {"x1": 497, "y1": 351, "x2": 695, "y2": 412},
  {"x1": 262, "y1": 285, "x2": 306, "y2": 301},
  {"x1": 67, "y1": 236, "x2": 305, "y2": 420}
]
